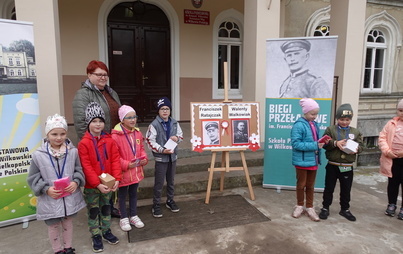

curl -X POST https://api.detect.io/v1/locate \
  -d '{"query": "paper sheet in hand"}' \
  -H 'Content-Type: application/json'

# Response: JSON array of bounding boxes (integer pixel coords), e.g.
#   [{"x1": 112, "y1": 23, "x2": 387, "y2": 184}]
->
[
  {"x1": 164, "y1": 139, "x2": 177, "y2": 150},
  {"x1": 132, "y1": 156, "x2": 146, "y2": 167}
]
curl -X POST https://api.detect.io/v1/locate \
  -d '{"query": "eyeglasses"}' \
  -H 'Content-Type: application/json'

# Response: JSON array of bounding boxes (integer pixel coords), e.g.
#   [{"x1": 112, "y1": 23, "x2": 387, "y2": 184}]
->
[
  {"x1": 123, "y1": 116, "x2": 138, "y2": 120},
  {"x1": 160, "y1": 108, "x2": 170, "y2": 112},
  {"x1": 92, "y1": 73, "x2": 109, "y2": 78}
]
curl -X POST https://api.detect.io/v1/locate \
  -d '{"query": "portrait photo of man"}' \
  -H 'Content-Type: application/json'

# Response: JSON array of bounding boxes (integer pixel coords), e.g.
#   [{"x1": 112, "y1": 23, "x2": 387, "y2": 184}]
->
[
  {"x1": 278, "y1": 39, "x2": 331, "y2": 98},
  {"x1": 203, "y1": 121, "x2": 220, "y2": 145},
  {"x1": 233, "y1": 120, "x2": 249, "y2": 144}
]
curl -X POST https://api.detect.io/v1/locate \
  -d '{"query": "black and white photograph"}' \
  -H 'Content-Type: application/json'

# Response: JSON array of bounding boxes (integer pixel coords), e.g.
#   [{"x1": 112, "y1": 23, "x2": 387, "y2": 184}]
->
[
  {"x1": 232, "y1": 119, "x2": 249, "y2": 144},
  {"x1": 266, "y1": 37, "x2": 337, "y2": 99},
  {"x1": 0, "y1": 19, "x2": 37, "y2": 95},
  {"x1": 203, "y1": 120, "x2": 220, "y2": 145}
]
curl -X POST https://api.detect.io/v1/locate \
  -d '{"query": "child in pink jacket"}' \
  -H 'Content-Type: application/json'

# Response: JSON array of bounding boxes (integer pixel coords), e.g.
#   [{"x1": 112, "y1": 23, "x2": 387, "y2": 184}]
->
[
  {"x1": 379, "y1": 99, "x2": 403, "y2": 220},
  {"x1": 111, "y1": 105, "x2": 148, "y2": 231}
]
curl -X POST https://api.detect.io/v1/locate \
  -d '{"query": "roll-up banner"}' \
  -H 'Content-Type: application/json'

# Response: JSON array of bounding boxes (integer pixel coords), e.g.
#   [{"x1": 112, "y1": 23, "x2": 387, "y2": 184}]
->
[
  {"x1": 0, "y1": 19, "x2": 41, "y2": 227},
  {"x1": 263, "y1": 36, "x2": 338, "y2": 190}
]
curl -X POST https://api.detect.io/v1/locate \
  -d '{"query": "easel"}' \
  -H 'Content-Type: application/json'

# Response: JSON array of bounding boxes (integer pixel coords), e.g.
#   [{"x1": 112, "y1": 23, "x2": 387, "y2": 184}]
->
[
  {"x1": 204, "y1": 62, "x2": 255, "y2": 204},
  {"x1": 205, "y1": 148, "x2": 256, "y2": 204}
]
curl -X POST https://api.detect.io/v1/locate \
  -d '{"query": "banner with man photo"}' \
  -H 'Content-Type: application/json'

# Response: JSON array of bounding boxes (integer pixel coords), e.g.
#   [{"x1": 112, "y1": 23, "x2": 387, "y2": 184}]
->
[
  {"x1": 263, "y1": 36, "x2": 338, "y2": 190},
  {"x1": 0, "y1": 19, "x2": 41, "y2": 227}
]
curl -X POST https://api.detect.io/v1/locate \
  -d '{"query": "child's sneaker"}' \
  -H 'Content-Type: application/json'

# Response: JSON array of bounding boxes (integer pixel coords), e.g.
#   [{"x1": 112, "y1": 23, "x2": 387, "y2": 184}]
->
[
  {"x1": 305, "y1": 207, "x2": 320, "y2": 222},
  {"x1": 130, "y1": 215, "x2": 145, "y2": 228},
  {"x1": 152, "y1": 204, "x2": 163, "y2": 218},
  {"x1": 397, "y1": 207, "x2": 403, "y2": 220},
  {"x1": 92, "y1": 234, "x2": 104, "y2": 253},
  {"x1": 339, "y1": 209, "x2": 356, "y2": 221},
  {"x1": 119, "y1": 218, "x2": 132, "y2": 231},
  {"x1": 385, "y1": 204, "x2": 397, "y2": 217},
  {"x1": 292, "y1": 205, "x2": 304, "y2": 218},
  {"x1": 166, "y1": 200, "x2": 180, "y2": 212},
  {"x1": 64, "y1": 247, "x2": 76, "y2": 254},
  {"x1": 319, "y1": 208, "x2": 329, "y2": 220},
  {"x1": 102, "y1": 229, "x2": 119, "y2": 245}
]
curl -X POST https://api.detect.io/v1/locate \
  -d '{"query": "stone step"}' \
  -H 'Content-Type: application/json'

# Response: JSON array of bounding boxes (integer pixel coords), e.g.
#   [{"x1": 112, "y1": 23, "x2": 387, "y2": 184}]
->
[
  {"x1": 143, "y1": 150, "x2": 264, "y2": 177},
  {"x1": 137, "y1": 166, "x2": 263, "y2": 200},
  {"x1": 138, "y1": 150, "x2": 264, "y2": 200}
]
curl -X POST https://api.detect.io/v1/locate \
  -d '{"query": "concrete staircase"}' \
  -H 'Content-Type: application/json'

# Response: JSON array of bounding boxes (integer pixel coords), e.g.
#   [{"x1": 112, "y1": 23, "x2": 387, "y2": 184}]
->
[
  {"x1": 67, "y1": 122, "x2": 264, "y2": 200},
  {"x1": 138, "y1": 148, "x2": 264, "y2": 200}
]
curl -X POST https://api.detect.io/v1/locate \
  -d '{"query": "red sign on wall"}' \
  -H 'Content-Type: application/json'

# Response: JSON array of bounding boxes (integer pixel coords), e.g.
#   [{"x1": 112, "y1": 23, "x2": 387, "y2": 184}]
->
[{"x1": 184, "y1": 9, "x2": 209, "y2": 25}]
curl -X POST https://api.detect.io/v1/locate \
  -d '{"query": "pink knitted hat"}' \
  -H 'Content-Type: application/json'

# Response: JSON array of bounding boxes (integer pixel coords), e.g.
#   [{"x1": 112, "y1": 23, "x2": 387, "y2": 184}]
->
[
  {"x1": 397, "y1": 99, "x2": 403, "y2": 109},
  {"x1": 299, "y1": 98, "x2": 319, "y2": 114},
  {"x1": 118, "y1": 105, "x2": 136, "y2": 122}
]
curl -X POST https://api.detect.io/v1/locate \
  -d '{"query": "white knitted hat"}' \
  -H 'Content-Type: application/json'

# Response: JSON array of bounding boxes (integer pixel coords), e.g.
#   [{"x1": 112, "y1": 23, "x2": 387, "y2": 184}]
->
[{"x1": 45, "y1": 114, "x2": 68, "y2": 134}]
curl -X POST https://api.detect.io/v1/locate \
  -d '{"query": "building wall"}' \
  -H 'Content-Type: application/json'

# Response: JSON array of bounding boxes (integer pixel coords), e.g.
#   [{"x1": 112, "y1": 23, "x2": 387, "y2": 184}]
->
[
  {"x1": 283, "y1": 0, "x2": 330, "y2": 37},
  {"x1": 282, "y1": 0, "x2": 403, "y2": 145},
  {"x1": 2, "y1": 0, "x2": 402, "y2": 142},
  {"x1": 58, "y1": 0, "x2": 243, "y2": 123}
]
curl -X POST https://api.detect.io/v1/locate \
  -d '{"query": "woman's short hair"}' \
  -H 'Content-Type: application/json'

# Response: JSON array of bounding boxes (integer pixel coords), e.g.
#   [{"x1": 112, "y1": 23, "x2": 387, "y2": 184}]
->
[{"x1": 86, "y1": 60, "x2": 109, "y2": 75}]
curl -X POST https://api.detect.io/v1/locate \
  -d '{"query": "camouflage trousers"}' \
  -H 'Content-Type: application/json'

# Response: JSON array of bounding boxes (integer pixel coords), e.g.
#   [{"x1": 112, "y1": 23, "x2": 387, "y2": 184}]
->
[{"x1": 83, "y1": 188, "x2": 112, "y2": 236}]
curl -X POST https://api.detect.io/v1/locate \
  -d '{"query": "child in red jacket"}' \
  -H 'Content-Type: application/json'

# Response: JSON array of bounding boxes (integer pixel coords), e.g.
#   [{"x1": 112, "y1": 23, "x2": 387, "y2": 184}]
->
[
  {"x1": 78, "y1": 102, "x2": 122, "y2": 253},
  {"x1": 111, "y1": 105, "x2": 148, "y2": 231}
]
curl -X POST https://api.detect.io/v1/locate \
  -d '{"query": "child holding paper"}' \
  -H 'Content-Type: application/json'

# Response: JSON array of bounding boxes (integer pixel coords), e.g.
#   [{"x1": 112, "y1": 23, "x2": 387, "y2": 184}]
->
[
  {"x1": 78, "y1": 102, "x2": 122, "y2": 252},
  {"x1": 146, "y1": 97, "x2": 183, "y2": 218},
  {"x1": 27, "y1": 114, "x2": 86, "y2": 254},
  {"x1": 291, "y1": 98, "x2": 325, "y2": 222},
  {"x1": 111, "y1": 105, "x2": 148, "y2": 231},
  {"x1": 319, "y1": 103, "x2": 363, "y2": 221}
]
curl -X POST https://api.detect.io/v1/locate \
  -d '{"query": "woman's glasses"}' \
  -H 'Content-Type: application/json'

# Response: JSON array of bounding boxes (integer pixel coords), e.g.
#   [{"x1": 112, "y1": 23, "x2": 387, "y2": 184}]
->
[
  {"x1": 123, "y1": 116, "x2": 138, "y2": 120},
  {"x1": 92, "y1": 73, "x2": 109, "y2": 78}
]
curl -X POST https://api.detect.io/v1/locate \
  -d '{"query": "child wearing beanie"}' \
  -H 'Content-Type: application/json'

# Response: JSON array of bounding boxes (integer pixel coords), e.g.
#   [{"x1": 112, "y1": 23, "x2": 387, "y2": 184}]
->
[
  {"x1": 291, "y1": 98, "x2": 324, "y2": 222},
  {"x1": 111, "y1": 105, "x2": 148, "y2": 231},
  {"x1": 27, "y1": 114, "x2": 86, "y2": 254},
  {"x1": 318, "y1": 103, "x2": 363, "y2": 222},
  {"x1": 379, "y1": 99, "x2": 403, "y2": 219},
  {"x1": 146, "y1": 97, "x2": 183, "y2": 218},
  {"x1": 77, "y1": 102, "x2": 122, "y2": 252}
]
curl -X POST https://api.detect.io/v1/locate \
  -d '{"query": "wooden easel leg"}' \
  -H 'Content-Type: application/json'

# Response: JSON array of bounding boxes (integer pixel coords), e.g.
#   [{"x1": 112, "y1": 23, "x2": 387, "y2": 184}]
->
[
  {"x1": 240, "y1": 151, "x2": 255, "y2": 200},
  {"x1": 205, "y1": 152, "x2": 217, "y2": 204},
  {"x1": 220, "y1": 151, "x2": 226, "y2": 191}
]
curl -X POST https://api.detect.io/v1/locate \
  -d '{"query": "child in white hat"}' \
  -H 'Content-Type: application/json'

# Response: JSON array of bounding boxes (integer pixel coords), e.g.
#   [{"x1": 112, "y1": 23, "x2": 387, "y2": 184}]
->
[{"x1": 27, "y1": 114, "x2": 86, "y2": 254}]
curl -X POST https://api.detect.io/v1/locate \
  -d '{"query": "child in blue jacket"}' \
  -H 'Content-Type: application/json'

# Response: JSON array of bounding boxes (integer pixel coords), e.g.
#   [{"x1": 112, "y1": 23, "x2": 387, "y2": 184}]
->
[{"x1": 291, "y1": 98, "x2": 325, "y2": 221}]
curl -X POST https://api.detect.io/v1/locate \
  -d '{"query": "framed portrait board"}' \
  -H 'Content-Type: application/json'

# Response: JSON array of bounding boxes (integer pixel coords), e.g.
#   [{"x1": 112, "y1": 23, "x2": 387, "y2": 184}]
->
[{"x1": 190, "y1": 102, "x2": 260, "y2": 152}]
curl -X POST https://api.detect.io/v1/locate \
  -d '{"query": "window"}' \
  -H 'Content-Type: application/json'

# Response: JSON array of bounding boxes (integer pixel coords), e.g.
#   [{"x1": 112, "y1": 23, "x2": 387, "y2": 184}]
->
[
  {"x1": 217, "y1": 21, "x2": 241, "y2": 90},
  {"x1": 30, "y1": 69, "x2": 36, "y2": 76},
  {"x1": 305, "y1": 5, "x2": 330, "y2": 37},
  {"x1": 16, "y1": 58, "x2": 21, "y2": 66},
  {"x1": 212, "y1": 9, "x2": 243, "y2": 99},
  {"x1": 363, "y1": 136, "x2": 378, "y2": 149},
  {"x1": 9, "y1": 70, "x2": 14, "y2": 76},
  {"x1": 8, "y1": 57, "x2": 13, "y2": 66},
  {"x1": 362, "y1": 11, "x2": 401, "y2": 94},
  {"x1": 314, "y1": 25, "x2": 330, "y2": 37},
  {"x1": 0, "y1": 1, "x2": 16, "y2": 20},
  {"x1": 363, "y1": 30, "x2": 385, "y2": 91},
  {"x1": 17, "y1": 69, "x2": 22, "y2": 76}
]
